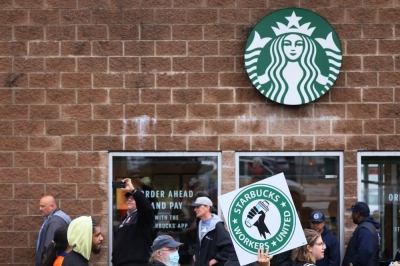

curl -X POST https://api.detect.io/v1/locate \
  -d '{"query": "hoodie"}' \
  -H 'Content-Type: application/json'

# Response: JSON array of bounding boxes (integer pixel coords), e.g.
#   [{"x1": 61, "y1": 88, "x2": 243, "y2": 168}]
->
[{"x1": 67, "y1": 216, "x2": 93, "y2": 260}]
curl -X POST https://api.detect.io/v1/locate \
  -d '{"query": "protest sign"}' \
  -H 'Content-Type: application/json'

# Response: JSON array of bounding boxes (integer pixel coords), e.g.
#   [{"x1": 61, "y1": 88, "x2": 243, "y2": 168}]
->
[{"x1": 219, "y1": 173, "x2": 306, "y2": 265}]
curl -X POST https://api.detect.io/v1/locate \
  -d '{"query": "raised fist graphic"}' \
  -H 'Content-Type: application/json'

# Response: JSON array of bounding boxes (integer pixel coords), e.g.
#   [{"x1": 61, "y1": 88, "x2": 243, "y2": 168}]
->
[{"x1": 245, "y1": 201, "x2": 270, "y2": 239}]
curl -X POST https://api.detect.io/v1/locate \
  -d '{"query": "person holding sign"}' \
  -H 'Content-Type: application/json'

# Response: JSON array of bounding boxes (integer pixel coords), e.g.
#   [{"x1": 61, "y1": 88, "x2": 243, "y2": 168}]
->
[
  {"x1": 191, "y1": 196, "x2": 234, "y2": 266},
  {"x1": 112, "y1": 178, "x2": 155, "y2": 266},
  {"x1": 291, "y1": 229, "x2": 325, "y2": 266}
]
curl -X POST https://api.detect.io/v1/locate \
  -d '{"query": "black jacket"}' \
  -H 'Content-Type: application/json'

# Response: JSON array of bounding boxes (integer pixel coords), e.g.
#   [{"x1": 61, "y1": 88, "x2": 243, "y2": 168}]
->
[
  {"x1": 62, "y1": 250, "x2": 88, "y2": 266},
  {"x1": 293, "y1": 260, "x2": 316, "y2": 266},
  {"x1": 149, "y1": 261, "x2": 167, "y2": 266},
  {"x1": 112, "y1": 190, "x2": 155, "y2": 265},
  {"x1": 194, "y1": 214, "x2": 234, "y2": 266},
  {"x1": 342, "y1": 217, "x2": 380, "y2": 266}
]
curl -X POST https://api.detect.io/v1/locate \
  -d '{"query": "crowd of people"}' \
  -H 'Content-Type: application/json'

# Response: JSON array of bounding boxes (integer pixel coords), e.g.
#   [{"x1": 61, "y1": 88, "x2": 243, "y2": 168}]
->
[{"x1": 35, "y1": 178, "x2": 381, "y2": 266}]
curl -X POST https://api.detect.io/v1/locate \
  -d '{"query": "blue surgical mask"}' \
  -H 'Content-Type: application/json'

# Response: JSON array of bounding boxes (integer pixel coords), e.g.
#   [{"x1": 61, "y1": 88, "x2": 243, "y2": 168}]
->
[{"x1": 168, "y1": 251, "x2": 179, "y2": 265}]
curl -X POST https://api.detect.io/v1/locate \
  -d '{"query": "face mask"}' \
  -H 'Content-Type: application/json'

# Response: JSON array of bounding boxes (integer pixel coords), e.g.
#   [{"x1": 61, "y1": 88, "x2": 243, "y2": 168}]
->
[{"x1": 168, "y1": 251, "x2": 180, "y2": 265}]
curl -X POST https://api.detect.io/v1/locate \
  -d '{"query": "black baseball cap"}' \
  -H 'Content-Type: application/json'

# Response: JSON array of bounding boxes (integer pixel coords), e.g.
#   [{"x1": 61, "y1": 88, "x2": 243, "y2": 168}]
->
[
  {"x1": 309, "y1": 211, "x2": 325, "y2": 222},
  {"x1": 347, "y1": 201, "x2": 370, "y2": 216},
  {"x1": 151, "y1": 235, "x2": 183, "y2": 251}
]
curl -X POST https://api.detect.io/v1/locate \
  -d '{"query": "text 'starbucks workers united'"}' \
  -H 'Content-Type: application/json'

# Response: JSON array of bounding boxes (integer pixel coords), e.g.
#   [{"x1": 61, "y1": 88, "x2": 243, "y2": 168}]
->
[
  {"x1": 219, "y1": 173, "x2": 306, "y2": 265},
  {"x1": 245, "y1": 8, "x2": 342, "y2": 105}
]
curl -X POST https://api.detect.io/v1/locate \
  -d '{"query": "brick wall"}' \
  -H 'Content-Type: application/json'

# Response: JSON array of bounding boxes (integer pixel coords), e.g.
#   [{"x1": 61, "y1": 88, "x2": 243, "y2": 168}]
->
[{"x1": 1, "y1": 0, "x2": 399, "y2": 264}]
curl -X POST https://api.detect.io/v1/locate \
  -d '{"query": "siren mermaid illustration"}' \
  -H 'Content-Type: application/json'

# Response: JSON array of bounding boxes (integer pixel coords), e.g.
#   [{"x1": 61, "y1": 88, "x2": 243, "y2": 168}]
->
[{"x1": 245, "y1": 11, "x2": 342, "y2": 105}]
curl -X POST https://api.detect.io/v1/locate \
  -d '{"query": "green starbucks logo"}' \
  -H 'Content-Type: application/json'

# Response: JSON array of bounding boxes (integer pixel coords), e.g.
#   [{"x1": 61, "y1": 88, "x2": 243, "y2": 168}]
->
[
  {"x1": 245, "y1": 8, "x2": 342, "y2": 105},
  {"x1": 228, "y1": 184, "x2": 296, "y2": 255}
]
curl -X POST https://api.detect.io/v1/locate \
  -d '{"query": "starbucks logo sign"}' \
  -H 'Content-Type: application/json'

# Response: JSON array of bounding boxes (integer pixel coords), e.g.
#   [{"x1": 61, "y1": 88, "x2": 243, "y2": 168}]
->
[
  {"x1": 228, "y1": 183, "x2": 296, "y2": 255},
  {"x1": 245, "y1": 8, "x2": 342, "y2": 105}
]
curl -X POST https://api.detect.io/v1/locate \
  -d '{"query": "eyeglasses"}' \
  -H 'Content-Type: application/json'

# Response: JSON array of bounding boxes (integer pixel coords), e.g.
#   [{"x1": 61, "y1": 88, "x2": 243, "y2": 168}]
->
[
  {"x1": 313, "y1": 242, "x2": 326, "y2": 248},
  {"x1": 126, "y1": 196, "x2": 134, "y2": 201},
  {"x1": 160, "y1": 247, "x2": 179, "y2": 252}
]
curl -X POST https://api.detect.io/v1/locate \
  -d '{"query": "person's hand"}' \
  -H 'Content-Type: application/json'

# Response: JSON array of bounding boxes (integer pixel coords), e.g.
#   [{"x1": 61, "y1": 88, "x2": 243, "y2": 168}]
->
[
  {"x1": 193, "y1": 255, "x2": 196, "y2": 262},
  {"x1": 121, "y1": 178, "x2": 135, "y2": 191},
  {"x1": 394, "y1": 262, "x2": 399, "y2": 266},
  {"x1": 209, "y1": 259, "x2": 218, "y2": 266},
  {"x1": 258, "y1": 247, "x2": 273, "y2": 266}
]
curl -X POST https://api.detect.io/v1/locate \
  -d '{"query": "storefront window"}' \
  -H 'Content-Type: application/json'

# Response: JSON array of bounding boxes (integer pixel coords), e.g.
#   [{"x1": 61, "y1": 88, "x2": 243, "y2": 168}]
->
[
  {"x1": 108, "y1": 152, "x2": 221, "y2": 266},
  {"x1": 236, "y1": 152, "x2": 343, "y2": 248},
  {"x1": 360, "y1": 153, "x2": 400, "y2": 263}
]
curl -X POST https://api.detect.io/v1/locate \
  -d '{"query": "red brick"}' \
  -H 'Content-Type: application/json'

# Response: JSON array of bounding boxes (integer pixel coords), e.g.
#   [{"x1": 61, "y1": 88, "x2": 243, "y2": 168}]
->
[
  {"x1": 283, "y1": 105, "x2": 314, "y2": 119},
  {"x1": 93, "y1": 41, "x2": 123, "y2": 56},
  {"x1": 60, "y1": 199, "x2": 91, "y2": 215},
  {"x1": 205, "y1": 120, "x2": 234, "y2": 135},
  {"x1": 109, "y1": 25, "x2": 139, "y2": 40},
  {"x1": 237, "y1": 120, "x2": 267, "y2": 134},
  {"x1": 126, "y1": 73, "x2": 155, "y2": 88},
  {"x1": 14, "y1": 57, "x2": 44, "y2": 72},
  {"x1": 78, "y1": 0, "x2": 108, "y2": 8},
  {"x1": 141, "y1": 25, "x2": 171, "y2": 40},
  {"x1": 248, "y1": 104, "x2": 281, "y2": 119},
  {"x1": 14, "y1": 121, "x2": 44, "y2": 135},
  {"x1": 141, "y1": 88, "x2": 171, "y2": 103},
  {"x1": 93, "y1": 136, "x2": 123, "y2": 150},
  {"x1": 0, "y1": 168, "x2": 28, "y2": 183},
  {"x1": 30, "y1": 136, "x2": 61, "y2": 151},
  {"x1": 380, "y1": 104, "x2": 400, "y2": 118},
  {"x1": 347, "y1": 40, "x2": 377, "y2": 54},
  {"x1": 284, "y1": 136, "x2": 314, "y2": 150},
  {"x1": 315, "y1": 104, "x2": 346, "y2": 119},
  {"x1": 125, "y1": 41, "x2": 155, "y2": 56},
  {"x1": 46, "y1": 152, "x2": 76, "y2": 167},
  {"x1": 93, "y1": 105, "x2": 123, "y2": 119},
  {"x1": 46, "y1": 121, "x2": 76, "y2": 135},
  {"x1": 250, "y1": 136, "x2": 282, "y2": 150},
  {"x1": 30, "y1": 105, "x2": 60, "y2": 119},
  {"x1": 173, "y1": 120, "x2": 203, "y2": 135},
  {"x1": 0, "y1": 42, "x2": 27, "y2": 56},
  {"x1": 30, "y1": 73, "x2": 59, "y2": 88},
  {"x1": 156, "y1": 104, "x2": 186, "y2": 119},
  {"x1": 188, "y1": 104, "x2": 217, "y2": 119},
  {"x1": 0, "y1": 121, "x2": 12, "y2": 135},
  {"x1": 0, "y1": 232, "x2": 29, "y2": 247},
  {"x1": 172, "y1": 57, "x2": 202, "y2": 72},
  {"x1": 46, "y1": 184, "x2": 77, "y2": 198},
  {"x1": 379, "y1": 135, "x2": 400, "y2": 150},
  {"x1": 188, "y1": 73, "x2": 218, "y2": 87},
  {"x1": 188, "y1": 41, "x2": 218, "y2": 55},
  {"x1": 125, "y1": 136, "x2": 155, "y2": 150},
  {"x1": 78, "y1": 152, "x2": 107, "y2": 167},
  {"x1": 60, "y1": 9, "x2": 90, "y2": 24},
  {"x1": 92, "y1": 9, "x2": 123, "y2": 24},
  {"x1": 61, "y1": 105, "x2": 92, "y2": 119},
  {"x1": 187, "y1": 9, "x2": 217, "y2": 24},
  {"x1": 15, "y1": 26, "x2": 44, "y2": 40},
  {"x1": 347, "y1": 135, "x2": 377, "y2": 150},
  {"x1": 365, "y1": 119, "x2": 394, "y2": 134},
  {"x1": 204, "y1": 24, "x2": 235, "y2": 40},
  {"x1": 62, "y1": 73, "x2": 91, "y2": 88},
  {"x1": 380, "y1": 72, "x2": 400, "y2": 87},
  {"x1": 269, "y1": 120, "x2": 299, "y2": 135},
  {"x1": 204, "y1": 57, "x2": 235, "y2": 72},
  {"x1": 0, "y1": 57, "x2": 12, "y2": 72},
  {"x1": 347, "y1": 72, "x2": 377, "y2": 87},
  {"x1": 141, "y1": 57, "x2": 171, "y2": 72},
  {"x1": 0, "y1": 152, "x2": 13, "y2": 167},
  {"x1": 364, "y1": 24, "x2": 393, "y2": 39},
  {"x1": 364, "y1": 56, "x2": 393, "y2": 71},
  {"x1": 156, "y1": 41, "x2": 186, "y2": 55},
  {"x1": 1, "y1": 72, "x2": 29, "y2": 87},
  {"x1": 188, "y1": 136, "x2": 218, "y2": 150},
  {"x1": 157, "y1": 73, "x2": 186, "y2": 87},
  {"x1": 172, "y1": 88, "x2": 202, "y2": 103},
  {"x1": 62, "y1": 136, "x2": 91, "y2": 151},
  {"x1": 0, "y1": 184, "x2": 12, "y2": 198},
  {"x1": 46, "y1": 57, "x2": 75, "y2": 72},
  {"x1": 61, "y1": 41, "x2": 91, "y2": 56},
  {"x1": 0, "y1": 10, "x2": 28, "y2": 24},
  {"x1": 220, "y1": 9, "x2": 250, "y2": 23},
  {"x1": 155, "y1": 9, "x2": 186, "y2": 24},
  {"x1": 172, "y1": 25, "x2": 202, "y2": 40},
  {"x1": 300, "y1": 121, "x2": 330, "y2": 135},
  {"x1": 379, "y1": 40, "x2": 400, "y2": 54},
  {"x1": 235, "y1": 88, "x2": 266, "y2": 103},
  {"x1": 125, "y1": 104, "x2": 155, "y2": 118},
  {"x1": 0, "y1": 89, "x2": 12, "y2": 104},
  {"x1": 220, "y1": 40, "x2": 244, "y2": 55},
  {"x1": 46, "y1": 26, "x2": 76, "y2": 40},
  {"x1": 0, "y1": 136, "x2": 28, "y2": 151},
  {"x1": 46, "y1": 0, "x2": 76, "y2": 8},
  {"x1": 333, "y1": 24, "x2": 362, "y2": 39},
  {"x1": 203, "y1": 88, "x2": 233, "y2": 103},
  {"x1": 110, "y1": 57, "x2": 139, "y2": 72},
  {"x1": 174, "y1": 0, "x2": 203, "y2": 7},
  {"x1": 77, "y1": 25, "x2": 107, "y2": 40},
  {"x1": 220, "y1": 104, "x2": 250, "y2": 119},
  {"x1": 46, "y1": 89, "x2": 76, "y2": 104},
  {"x1": 78, "y1": 183, "x2": 107, "y2": 199},
  {"x1": 220, "y1": 136, "x2": 250, "y2": 150},
  {"x1": 363, "y1": 88, "x2": 393, "y2": 102},
  {"x1": 30, "y1": 9, "x2": 58, "y2": 25},
  {"x1": 332, "y1": 120, "x2": 362, "y2": 134},
  {"x1": 15, "y1": 152, "x2": 44, "y2": 167},
  {"x1": 124, "y1": 9, "x2": 154, "y2": 24},
  {"x1": 341, "y1": 56, "x2": 361, "y2": 71},
  {"x1": 77, "y1": 57, "x2": 107, "y2": 72},
  {"x1": 116, "y1": 119, "x2": 171, "y2": 135},
  {"x1": 110, "y1": 89, "x2": 139, "y2": 104},
  {"x1": 156, "y1": 136, "x2": 186, "y2": 150},
  {"x1": 29, "y1": 168, "x2": 60, "y2": 183},
  {"x1": 378, "y1": 8, "x2": 400, "y2": 22},
  {"x1": 0, "y1": 105, "x2": 28, "y2": 119},
  {"x1": 347, "y1": 104, "x2": 378, "y2": 119},
  {"x1": 109, "y1": 120, "x2": 138, "y2": 135},
  {"x1": 220, "y1": 73, "x2": 250, "y2": 87},
  {"x1": 94, "y1": 73, "x2": 123, "y2": 88},
  {"x1": 78, "y1": 120, "x2": 108, "y2": 135},
  {"x1": 316, "y1": 136, "x2": 346, "y2": 150},
  {"x1": 345, "y1": 8, "x2": 377, "y2": 23}
]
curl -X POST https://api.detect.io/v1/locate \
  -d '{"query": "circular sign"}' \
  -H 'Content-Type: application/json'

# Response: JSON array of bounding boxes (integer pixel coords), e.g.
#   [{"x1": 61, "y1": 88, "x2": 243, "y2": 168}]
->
[
  {"x1": 245, "y1": 8, "x2": 342, "y2": 105},
  {"x1": 228, "y1": 183, "x2": 296, "y2": 255}
]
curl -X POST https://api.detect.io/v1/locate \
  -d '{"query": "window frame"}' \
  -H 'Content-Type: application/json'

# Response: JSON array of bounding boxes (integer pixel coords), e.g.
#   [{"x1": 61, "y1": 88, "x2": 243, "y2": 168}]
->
[{"x1": 108, "y1": 151, "x2": 222, "y2": 265}]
